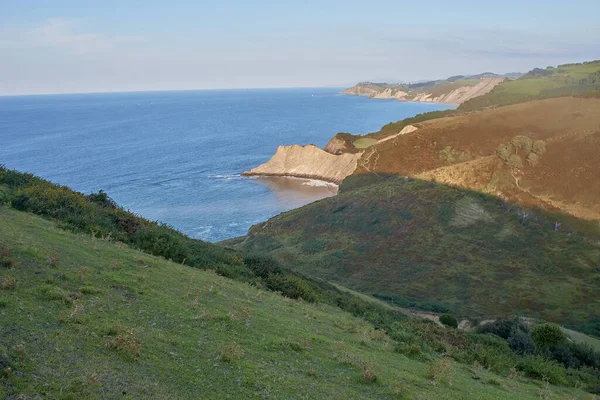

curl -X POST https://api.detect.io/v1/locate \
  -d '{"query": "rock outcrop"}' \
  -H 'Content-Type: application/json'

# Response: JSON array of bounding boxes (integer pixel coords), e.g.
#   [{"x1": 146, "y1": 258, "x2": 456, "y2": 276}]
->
[
  {"x1": 370, "y1": 88, "x2": 409, "y2": 100},
  {"x1": 242, "y1": 144, "x2": 360, "y2": 184},
  {"x1": 324, "y1": 135, "x2": 358, "y2": 154}
]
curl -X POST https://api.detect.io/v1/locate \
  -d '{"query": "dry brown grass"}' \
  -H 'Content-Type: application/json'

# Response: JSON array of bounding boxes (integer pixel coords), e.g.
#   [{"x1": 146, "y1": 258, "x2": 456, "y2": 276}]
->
[
  {"x1": 1, "y1": 275, "x2": 17, "y2": 290},
  {"x1": 217, "y1": 341, "x2": 244, "y2": 363},
  {"x1": 356, "y1": 97, "x2": 600, "y2": 220},
  {"x1": 360, "y1": 362, "x2": 378, "y2": 384},
  {"x1": 104, "y1": 323, "x2": 141, "y2": 359},
  {"x1": 427, "y1": 358, "x2": 452, "y2": 384}
]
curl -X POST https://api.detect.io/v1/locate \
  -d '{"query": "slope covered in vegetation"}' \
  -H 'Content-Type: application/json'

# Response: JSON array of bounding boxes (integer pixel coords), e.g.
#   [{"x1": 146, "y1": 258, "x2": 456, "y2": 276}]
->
[
  {"x1": 351, "y1": 97, "x2": 600, "y2": 220},
  {"x1": 236, "y1": 174, "x2": 600, "y2": 326},
  {"x1": 2, "y1": 192, "x2": 599, "y2": 397}
]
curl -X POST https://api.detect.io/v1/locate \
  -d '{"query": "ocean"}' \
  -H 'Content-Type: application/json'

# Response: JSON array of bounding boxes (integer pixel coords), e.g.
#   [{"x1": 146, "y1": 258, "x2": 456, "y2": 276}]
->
[{"x1": 0, "y1": 88, "x2": 454, "y2": 242}]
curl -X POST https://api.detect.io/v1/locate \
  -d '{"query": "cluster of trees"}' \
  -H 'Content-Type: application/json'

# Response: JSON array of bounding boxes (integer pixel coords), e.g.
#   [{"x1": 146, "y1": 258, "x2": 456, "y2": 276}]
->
[
  {"x1": 523, "y1": 68, "x2": 554, "y2": 78},
  {"x1": 496, "y1": 135, "x2": 547, "y2": 168},
  {"x1": 479, "y1": 319, "x2": 600, "y2": 373}
]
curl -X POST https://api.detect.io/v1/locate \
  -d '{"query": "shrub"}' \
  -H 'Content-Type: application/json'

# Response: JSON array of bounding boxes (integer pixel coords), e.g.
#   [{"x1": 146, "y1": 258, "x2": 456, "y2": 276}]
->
[
  {"x1": 265, "y1": 274, "x2": 319, "y2": 303},
  {"x1": 104, "y1": 324, "x2": 141, "y2": 359},
  {"x1": 394, "y1": 343, "x2": 425, "y2": 359},
  {"x1": 496, "y1": 143, "x2": 514, "y2": 162},
  {"x1": 0, "y1": 245, "x2": 16, "y2": 269},
  {"x1": 510, "y1": 135, "x2": 533, "y2": 155},
  {"x1": 0, "y1": 185, "x2": 14, "y2": 204},
  {"x1": 243, "y1": 255, "x2": 282, "y2": 278},
  {"x1": 439, "y1": 314, "x2": 458, "y2": 329},
  {"x1": 360, "y1": 362, "x2": 378, "y2": 384},
  {"x1": 1, "y1": 276, "x2": 17, "y2": 290},
  {"x1": 427, "y1": 358, "x2": 452, "y2": 383},
  {"x1": 526, "y1": 152, "x2": 540, "y2": 166},
  {"x1": 507, "y1": 328, "x2": 536, "y2": 355},
  {"x1": 567, "y1": 342, "x2": 600, "y2": 369},
  {"x1": 517, "y1": 355, "x2": 568, "y2": 385},
  {"x1": 460, "y1": 335, "x2": 516, "y2": 374},
  {"x1": 531, "y1": 323, "x2": 566, "y2": 350},
  {"x1": 477, "y1": 318, "x2": 530, "y2": 340},
  {"x1": 548, "y1": 344, "x2": 580, "y2": 369},
  {"x1": 532, "y1": 140, "x2": 547, "y2": 155},
  {"x1": 507, "y1": 154, "x2": 523, "y2": 169}
]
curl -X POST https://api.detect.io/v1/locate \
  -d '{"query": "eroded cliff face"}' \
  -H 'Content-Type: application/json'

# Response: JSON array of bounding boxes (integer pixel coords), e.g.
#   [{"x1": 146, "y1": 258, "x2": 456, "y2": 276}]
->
[
  {"x1": 370, "y1": 88, "x2": 409, "y2": 100},
  {"x1": 242, "y1": 144, "x2": 360, "y2": 184},
  {"x1": 342, "y1": 78, "x2": 504, "y2": 105},
  {"x1": 411, "y1": 78, "x2": 505, "y2": 104},
  {"x1": 324, "y1": 135, "x2": 358, "y2": 154}
]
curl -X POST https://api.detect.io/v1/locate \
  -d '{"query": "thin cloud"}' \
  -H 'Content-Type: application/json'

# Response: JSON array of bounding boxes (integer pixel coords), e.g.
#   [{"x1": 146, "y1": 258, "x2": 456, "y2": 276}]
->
[{"x1": 0, "y1": 18, "x2": 142, "y2": 54}]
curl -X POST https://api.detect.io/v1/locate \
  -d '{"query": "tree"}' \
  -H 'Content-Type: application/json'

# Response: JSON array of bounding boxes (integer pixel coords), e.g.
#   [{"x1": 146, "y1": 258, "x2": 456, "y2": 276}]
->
[
  {"x1": 507, "y1": 154, "x2": 523, "y2": 169},
  {"x1": 531, "y1": 323, "x2": 566, "y2": 350},
  {"x1": 510, "y1": 135, "x2": 533, "y2": 155},
  {"x1": 439, "y1": 314, "x2": 458, "y2": 328},
  {"x1": 532, "y1": 140, "x2": 547, "y2": 155}
]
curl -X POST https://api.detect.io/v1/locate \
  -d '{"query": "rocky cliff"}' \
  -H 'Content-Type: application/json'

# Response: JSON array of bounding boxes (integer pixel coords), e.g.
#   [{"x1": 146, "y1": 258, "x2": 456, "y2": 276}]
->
[
  {"x1": 342, "y1": 78, "x2": 505, "y2": 105},
  {"x1": 410, "y1": 78, "x2": 505, "y2": 104},
  {"x1": 242, "y1": 144, "x2": 360, "y2": 184}
]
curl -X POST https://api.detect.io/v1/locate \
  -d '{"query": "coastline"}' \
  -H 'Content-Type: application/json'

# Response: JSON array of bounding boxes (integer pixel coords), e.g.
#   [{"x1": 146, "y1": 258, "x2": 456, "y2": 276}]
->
[{"x1": 242, "y1": 171, "x2": 341, "y2": 186}]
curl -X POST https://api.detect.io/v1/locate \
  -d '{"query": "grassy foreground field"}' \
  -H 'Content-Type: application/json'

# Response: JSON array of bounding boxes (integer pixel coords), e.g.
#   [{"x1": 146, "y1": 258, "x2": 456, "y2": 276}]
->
[{"x1": 4, "y1": 207, "x2": 596, "y2": 399}]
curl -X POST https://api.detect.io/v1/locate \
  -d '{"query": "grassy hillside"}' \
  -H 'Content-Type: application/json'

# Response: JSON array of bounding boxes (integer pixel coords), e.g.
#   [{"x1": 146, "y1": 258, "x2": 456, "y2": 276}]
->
[
  {"x1": 237, "y1": 174, "x2": 600, "y2": 326},
  {"x1": 5, "y1": 209, "x2": 600, "y2": 398},
  {"x1": 459, "y1": 60, "x2": 600, "y2": 112},
  {"x1": 352, "y1": 97, "x2": 600, "y2": 221}
]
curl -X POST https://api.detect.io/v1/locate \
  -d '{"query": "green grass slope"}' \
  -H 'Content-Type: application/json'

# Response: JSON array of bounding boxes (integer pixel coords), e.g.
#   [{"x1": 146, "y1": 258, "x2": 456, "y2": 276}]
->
[
  {"x1": 459, "y1": 60, "x2": 600, "y2": 112},
  {"x1": 5, "y1": 208, "x2": 597, "y2": 399},
  {"x1": 237, "y1": 175, "x2": 600, "y2": 325}
]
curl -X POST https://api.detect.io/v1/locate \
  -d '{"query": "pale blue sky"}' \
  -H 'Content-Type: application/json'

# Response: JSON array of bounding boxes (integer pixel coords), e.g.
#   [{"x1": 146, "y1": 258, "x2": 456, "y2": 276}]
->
[{"x1": 1, "y1": 0, "x2": 599, "y2": 95}]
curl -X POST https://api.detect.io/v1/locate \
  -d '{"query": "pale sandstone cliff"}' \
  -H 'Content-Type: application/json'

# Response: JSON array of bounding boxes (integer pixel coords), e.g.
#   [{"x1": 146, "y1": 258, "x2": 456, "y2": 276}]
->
[
  {"x1": 411, "y1": 78, "x2": 504, "y2": 104},
  {"x1": 342, "y1": 78, "x2": 504, "y2": 105},
  {"x1": 370, "y1": 88, "x2": 409, "y2": 100},
  {"x1": 242, "y1": 144, "x2": 361, "y2": 184}
]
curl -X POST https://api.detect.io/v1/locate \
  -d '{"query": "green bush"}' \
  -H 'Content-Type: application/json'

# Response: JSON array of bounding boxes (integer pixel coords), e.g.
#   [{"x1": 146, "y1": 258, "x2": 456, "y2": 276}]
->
[
  {"x1": 507, "y1": 328, "x2": 536, "y2": 355},
  {"x1": 517, "y1": 355, "x2": 569, "y2": 385},
  {"x1": 439, "y1": 314, "x2": 458, "y2": 328},
  {"x1": 265, "y1": 274, "x2": 319, "y2": 303},
  {"x1": 567, "y1": 342, "x2": 600, "y2": 369},
  {"x1": 531, "y1": 323, "x2": 566, "y2": 350},
  {"x1": 477, "y1": 318, "x2": 530, "y2": 339},
  {"x1": 243, "y1": 255, "x2": 282, "y2": 278}
]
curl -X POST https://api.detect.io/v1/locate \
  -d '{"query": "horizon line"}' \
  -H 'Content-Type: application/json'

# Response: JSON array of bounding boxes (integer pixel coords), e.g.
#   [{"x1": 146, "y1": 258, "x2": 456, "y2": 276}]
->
[{"x1": 0, "y1": 84, "x2": 351, "y2": 98}]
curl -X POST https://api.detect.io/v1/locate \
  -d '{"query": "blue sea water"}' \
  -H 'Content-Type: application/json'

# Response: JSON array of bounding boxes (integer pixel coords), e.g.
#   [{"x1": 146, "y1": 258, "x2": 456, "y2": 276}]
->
[{"x1": 0, "y1": 88, "x2": 454, "y2": 242}]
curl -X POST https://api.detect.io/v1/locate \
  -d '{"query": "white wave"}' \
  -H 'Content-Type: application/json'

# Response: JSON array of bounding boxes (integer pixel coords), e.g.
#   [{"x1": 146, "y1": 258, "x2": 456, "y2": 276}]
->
[
  {"x1": 301, "y1": 179, "x2": 338, "y2": 188},
  {"x1": 208, "y1": 174, "x2": 241, "y2": 180}
]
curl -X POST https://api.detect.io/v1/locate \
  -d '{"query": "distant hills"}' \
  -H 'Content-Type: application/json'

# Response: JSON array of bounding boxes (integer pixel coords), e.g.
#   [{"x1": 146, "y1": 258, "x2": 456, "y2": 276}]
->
[{"x1": 341, "y1": 72, "x2": 523, "y2": 104}]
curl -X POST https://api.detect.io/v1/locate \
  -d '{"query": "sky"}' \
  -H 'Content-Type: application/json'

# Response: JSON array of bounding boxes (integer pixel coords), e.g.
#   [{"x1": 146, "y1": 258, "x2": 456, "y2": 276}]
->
[{"x1": 1, "y1": 0, "x2": 599, "y2": 95}]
